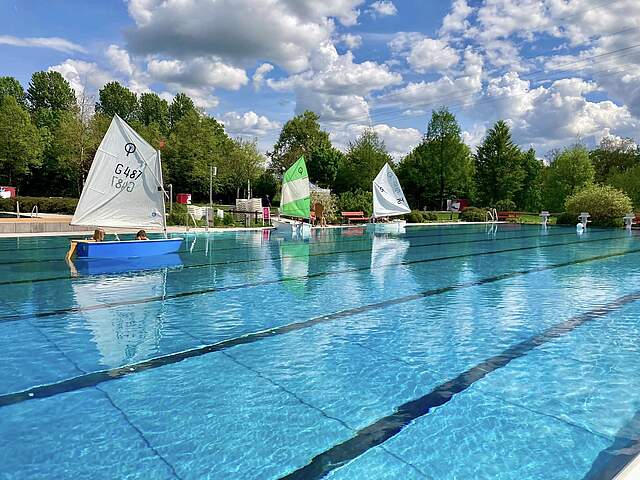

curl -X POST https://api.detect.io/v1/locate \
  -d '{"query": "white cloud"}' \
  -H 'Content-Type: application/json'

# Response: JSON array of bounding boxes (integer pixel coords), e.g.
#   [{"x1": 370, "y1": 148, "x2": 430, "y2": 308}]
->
[
  {"x1": 106, "y1": 45, "x2": 135, "y2": 77},
  {"x1": 407, "y1": 38, "x2": 459, "y2": 73},
  {"x1": 0, "y1": 35, "x2": 86, "y2": 53},
  {"x1": 147, "y1": 57, "x2": 248, "y2": 91},
  {"x1": 252, "y1": 63, "x2": 274, "y2": 90},
  {"x1": 48, "y1": 59, "x2": 114, "y2": 98},
  {"x1": 268, "y1": 42, "x2": 401, "y2": 122},
  {"x1": 339, "y1": 33, "x2": 362, "y2": 49},
  {"x1": 222, "y1": 111, "x2": 281, "y2": 136},
  {"x1": 440, "y1": 0, "x2": 473, "y2": 35},
  {"x1": 368, "y1": 0, "x2": 397, "y2": 17},
  {"x1": 125, "y1": 0, "x2": 364, "y2": 73},
  {"x1": 330, "y1": 123, "x2": 421, "y2": 158},
  {"x1": 381, "y1": 48, "x2": 483, "y2": 108}
]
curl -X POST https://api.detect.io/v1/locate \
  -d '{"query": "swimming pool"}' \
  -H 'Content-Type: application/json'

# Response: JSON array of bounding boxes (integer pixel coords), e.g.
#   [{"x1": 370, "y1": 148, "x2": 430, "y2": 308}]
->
[{"x1": 1, "y1": 224, "x2": 639, "y2": 479}]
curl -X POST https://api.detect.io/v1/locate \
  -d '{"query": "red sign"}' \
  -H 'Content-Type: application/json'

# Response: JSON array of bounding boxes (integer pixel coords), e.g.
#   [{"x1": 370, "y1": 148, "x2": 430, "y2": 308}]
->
[
  {"x1": 262, "y1": 207, "x2": 271, "y2": 220},
  {"x1": 0, "y1": 186, "x2": 16, "y2": 199}
]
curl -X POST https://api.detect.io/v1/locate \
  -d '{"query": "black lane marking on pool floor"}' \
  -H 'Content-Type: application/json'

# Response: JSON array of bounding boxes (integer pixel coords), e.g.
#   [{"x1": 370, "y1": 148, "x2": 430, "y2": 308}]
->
[
  {"x1": 1, "y1": 244, "x2": 639, "y2": 409},
  {"x1": 279, "y1": 290, "x2": 640, "y2": 480},
  {"x1": 0, "y1": 225, "x2": 572, "y2": 268},
  {"x1": 0, "y1": 229, "x2": 625, "y2": 290},
  {"x1": 582, "y1": 409, "x2": 640, "y2": 480},
  {"x1": 0, "y1": 234, "x2": 630, "y2": 323}
]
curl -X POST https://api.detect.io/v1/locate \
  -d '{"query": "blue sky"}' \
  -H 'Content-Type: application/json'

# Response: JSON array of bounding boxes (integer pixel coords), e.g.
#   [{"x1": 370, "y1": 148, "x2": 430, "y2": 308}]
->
[{"x1": 1, "y1": 0, "x2": 639, "y2": 157}]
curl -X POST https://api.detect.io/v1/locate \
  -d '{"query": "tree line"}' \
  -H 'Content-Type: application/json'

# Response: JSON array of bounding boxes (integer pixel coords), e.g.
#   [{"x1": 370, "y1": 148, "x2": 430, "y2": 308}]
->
[
  {"x1": 0, "y1": 73, "x2": 272, "y2": 202},
  {"x1": 2, "y1": 71, "x2": 640, "y2": 213}
]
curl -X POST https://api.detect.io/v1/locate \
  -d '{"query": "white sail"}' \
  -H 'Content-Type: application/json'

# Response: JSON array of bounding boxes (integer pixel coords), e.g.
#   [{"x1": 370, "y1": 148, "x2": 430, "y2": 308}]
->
[
  {"x1": 71, "y1": 115, "x2": 166, "y2": 229},
  {"x1": 372, "y1": 163, "x2": 411, "y2": 218}
]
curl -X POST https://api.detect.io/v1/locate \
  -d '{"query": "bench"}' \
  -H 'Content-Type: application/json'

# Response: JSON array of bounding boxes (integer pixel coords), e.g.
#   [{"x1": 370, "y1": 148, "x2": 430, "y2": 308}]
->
[
  {"x1": 341, "y1": 211, "x2": 369, "y2": 224},
  {"x1": 497, "y1": 211, "x2": 520, "y2": 222}
]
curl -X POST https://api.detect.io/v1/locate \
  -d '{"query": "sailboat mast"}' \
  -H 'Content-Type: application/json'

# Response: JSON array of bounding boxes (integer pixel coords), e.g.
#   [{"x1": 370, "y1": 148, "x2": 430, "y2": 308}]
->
[{"x1": 158, "y1": 150, "x2": 168, "y2": 239}]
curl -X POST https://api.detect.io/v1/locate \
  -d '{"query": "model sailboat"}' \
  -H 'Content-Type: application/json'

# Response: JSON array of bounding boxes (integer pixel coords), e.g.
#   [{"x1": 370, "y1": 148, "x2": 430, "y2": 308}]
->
[
  {"x1": 368, "y1": 163, "x2": 411, "y2": 233},
  {"x1": 69, "y1": 115, "x2": 182, "y2": 258},
  {"x1": 273, "y1": 155, "x2": 311, "y2": 236}
]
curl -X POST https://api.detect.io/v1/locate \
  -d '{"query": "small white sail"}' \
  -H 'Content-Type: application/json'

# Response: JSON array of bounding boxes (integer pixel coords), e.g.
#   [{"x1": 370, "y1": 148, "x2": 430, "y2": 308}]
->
[
  {"x1": 372, "y1": 163, "x2": 411, "y2": 219},
  {"x1": 71, "y1": 115, "x2": 166, "y2": 229}
]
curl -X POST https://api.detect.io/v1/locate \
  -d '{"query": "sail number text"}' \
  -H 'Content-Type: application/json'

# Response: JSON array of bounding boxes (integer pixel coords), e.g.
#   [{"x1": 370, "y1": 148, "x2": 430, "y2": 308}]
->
[{"x1": 112, "y1": 163, "x2": 143, "y2": 192}]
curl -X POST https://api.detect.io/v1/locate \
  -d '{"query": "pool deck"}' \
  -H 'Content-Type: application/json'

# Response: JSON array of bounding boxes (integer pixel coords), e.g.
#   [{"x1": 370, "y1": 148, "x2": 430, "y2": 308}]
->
[{"x1": 616, "y1": 454, "x2": 640, "y2": 479}]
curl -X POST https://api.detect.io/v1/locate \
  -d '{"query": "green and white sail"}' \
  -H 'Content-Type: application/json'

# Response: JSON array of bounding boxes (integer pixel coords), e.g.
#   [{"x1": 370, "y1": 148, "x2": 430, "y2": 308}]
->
[{"x1": 280, "y1": 156, "x2": 310, "y2": 219}]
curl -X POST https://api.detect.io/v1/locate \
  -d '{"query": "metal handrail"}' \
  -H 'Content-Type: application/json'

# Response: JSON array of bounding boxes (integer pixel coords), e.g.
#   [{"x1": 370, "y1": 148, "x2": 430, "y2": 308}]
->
[{"x1": 31, "y1": 205, "x2": 38, "y2": 218}]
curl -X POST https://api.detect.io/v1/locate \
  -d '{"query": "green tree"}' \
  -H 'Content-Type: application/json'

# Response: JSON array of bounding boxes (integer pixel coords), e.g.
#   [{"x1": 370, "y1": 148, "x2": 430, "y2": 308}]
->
[
  {"x1": 307, "y1": 143, "x2": 343, "y2": 187},
  {"x1": 335, "y1": 129, "x2": 391, "y2": 193},
  {"x1": 50, "y1": 99, "x2": 108, "y2": 195},
  {"x1": 590, "y1": 135, "x2": 639, "y2": 181},
  {"x1": 398, "y1": 108, "x2": 474, "y2": 209},
  {"x1": 543, "y1": 144, "x2": 595, "y2": 211},
  {"x1": 474, "y1": 120, "x2": 524, "y2": 206},
  {"x1": 26, "y1": 71, "x2": 76, "y2": 129},
  {"x1": 0, "y1": 76, "x2": 25, "y2": 107},
  {"x1": 95, "y1": 81, "x2": 138, "y2": 121},
  {"x1": 218, "y1": 139, "x2": 266, "y2": 199},
  {"x1": 169, "y1": 93, "x2": 197, "y2": 130},
  {"x1": 163, "y1": 110, "x2": 231, "y2": 198},
  {"x1": 253, "y1": 170, "x2": 278, "y2": 201},
  {"x1": 514, "y1": 148, "x2": 544, "y2": 211},
  {"x1": 0, "y1": 96, "x2": 43, "y2": 187},
  {"x1": 269, "y1": 111, "x2": 334, "y2": 179},
  {"x1": 137, "y1": 92, "x2": 169, "y2": 133}
]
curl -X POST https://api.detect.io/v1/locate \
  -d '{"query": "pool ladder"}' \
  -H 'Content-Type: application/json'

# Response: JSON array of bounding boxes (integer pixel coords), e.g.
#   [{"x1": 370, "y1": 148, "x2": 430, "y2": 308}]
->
[{"x1": 486, "y1": 208, "x2": 498, "y2": 223}]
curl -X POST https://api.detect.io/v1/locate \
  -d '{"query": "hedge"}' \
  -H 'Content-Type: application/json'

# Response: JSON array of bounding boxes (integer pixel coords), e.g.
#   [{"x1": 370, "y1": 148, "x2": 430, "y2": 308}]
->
[{"x1": 0, "y1": 196, "x2": 78, "y2": 214}]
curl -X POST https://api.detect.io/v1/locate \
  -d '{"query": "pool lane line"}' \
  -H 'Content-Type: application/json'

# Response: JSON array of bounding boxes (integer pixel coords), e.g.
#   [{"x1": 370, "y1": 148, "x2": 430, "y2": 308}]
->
[
  {"x1": 0, "y1": 234, "x2": 631, "y2": 323},
  {"x1": 1, "y1": 243, "x2": 640, "y2": 408},
  {"x1": 0, "y1": 223, "x2": 547, "y2": 254},
  {"x1": 278, "y1": 290, "x2": 640, "y2": 480},
  {"x1": 0, "y1": 224, "x2": 565, "y2": 267},
  {"x1": 582, "y1": 409, "x2": 640, "y2": 480},
  {"x1": 0, "y1": 229, "x2": 623, "y2": 287}
]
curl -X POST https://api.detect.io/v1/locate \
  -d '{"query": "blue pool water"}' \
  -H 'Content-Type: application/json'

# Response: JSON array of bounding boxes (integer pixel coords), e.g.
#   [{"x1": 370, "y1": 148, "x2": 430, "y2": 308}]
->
[{"x1": 1, "y1": 224, "x2": 640, "y2": 479}]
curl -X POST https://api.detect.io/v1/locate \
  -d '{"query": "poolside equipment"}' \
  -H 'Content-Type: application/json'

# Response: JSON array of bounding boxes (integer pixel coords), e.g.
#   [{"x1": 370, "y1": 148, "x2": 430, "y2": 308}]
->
[
  {"x1": 623, "y1": 213, "x2": 636, "y2": 230},
  {"x1": 367, "y1": 163, "x2": 411, "y2": 234},
  {"x1": 576, "y1": 222, "x2": 585, "y2": 234},
  {"x1": 578, "y1": 212, "x2": 590, "y2": 229},
  {"x1": 69, "y1": 115, "x2": 182, "y2": 258},
  {"x1": 273, "y1": 156, "x2": 311, "y2": 235},
  {"x1": 540, "y1": 211, "x2": 551, "y2": 227}
]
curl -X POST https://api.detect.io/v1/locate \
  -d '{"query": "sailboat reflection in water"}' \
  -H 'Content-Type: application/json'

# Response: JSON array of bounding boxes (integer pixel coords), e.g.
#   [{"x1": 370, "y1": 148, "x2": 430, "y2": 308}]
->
[{"x1": 70, "y1": 267, "x2": 177, "y2": 368}]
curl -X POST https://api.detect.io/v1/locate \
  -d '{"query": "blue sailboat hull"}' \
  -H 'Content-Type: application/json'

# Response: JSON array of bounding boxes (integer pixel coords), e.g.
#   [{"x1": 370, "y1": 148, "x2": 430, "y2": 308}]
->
[
  {"x1": 74, "y1": 253, "x2": 183, "y2": 275},
  {"x1": 75, "y1": 238, "x2": 183, "y2": 258}
]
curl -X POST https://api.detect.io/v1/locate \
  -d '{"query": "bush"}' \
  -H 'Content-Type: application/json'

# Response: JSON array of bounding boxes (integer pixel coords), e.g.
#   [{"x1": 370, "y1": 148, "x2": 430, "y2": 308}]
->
[
  {"x1": 564, "y1": 184, "x2": 633, "y2": 228},
  {"x1": 337, "y1": 190, "x2": 373, "y2": 216},
  {"x1": 493, "y1": 199, "x2": 517, "y2": 211},
  {"x1": 404, "y1": 210, "x2": 425, "y2": 223},
  {"x1": 555, "y1": 212, "x2": 574, "y2": 225},
  {"x1": 423, "y1": 211, "x2": 438, "y2": 221},
  {"x1": 166, "y1": 203, "x2": 188, "y2": 226},
  {"x1": 0, "y1": 196, "x2": 78, "y2": 214},
  {"x1": 460, "y1": 206, "x2": 487, "y2": 222}
]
